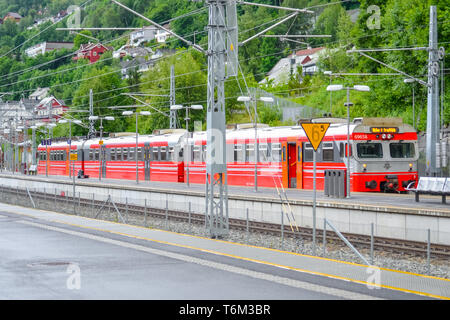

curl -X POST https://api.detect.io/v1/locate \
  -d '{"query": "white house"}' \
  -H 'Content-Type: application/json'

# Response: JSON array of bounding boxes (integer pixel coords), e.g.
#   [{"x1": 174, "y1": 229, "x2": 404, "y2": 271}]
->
[
  {"x1": 259, "y1": 47, "x2": 325, "y2": 85},
  {"x1": 29, "y1": 87, "x2": 50, "y2": 101},
  {"x1": 25, "y1": 42, "x2": 74, "y2": 58},
  {"x1": 129, "y1": 26, "x2": 158, "y2": 47}
]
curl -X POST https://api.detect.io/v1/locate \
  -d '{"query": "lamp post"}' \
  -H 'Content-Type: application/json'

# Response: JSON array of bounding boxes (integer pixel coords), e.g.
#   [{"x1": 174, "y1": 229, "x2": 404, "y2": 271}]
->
[
  {"x1": 89, "y1": 115, "x2": 115, "y2": 181},
  {"x1": 326, "y1": 84, "x2": 370, "y2": 198},
  {"x1": 237, "y1": 95, "x2": 274, "y2": 192},
  {"x1": 170, "y1": 104, "x2": 203, "y2": 186},
  {"x1": 404, "y1": 78, "x2": 416, "y2": 130},
  {"x1": 122, "y1": 111, "x2": 150, "y2": 184},
  {"x1": 324, "y1": 71, "x2": 332, "y2": 115}
]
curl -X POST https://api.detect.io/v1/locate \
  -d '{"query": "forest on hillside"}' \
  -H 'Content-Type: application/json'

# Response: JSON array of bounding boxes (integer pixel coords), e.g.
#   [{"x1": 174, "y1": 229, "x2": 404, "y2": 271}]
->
[{"x1": 0, "y1": 0, "x2": 447, "y2": 139}]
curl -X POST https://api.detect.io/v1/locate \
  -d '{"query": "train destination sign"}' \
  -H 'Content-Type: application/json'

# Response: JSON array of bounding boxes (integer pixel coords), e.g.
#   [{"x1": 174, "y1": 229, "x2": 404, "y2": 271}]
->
[
  {"x1": 370, "y1": 127, "x2": 398, "y2": 134},
  {"x1": 301, "y1": 123, "x2": 330, "y2": 151}
]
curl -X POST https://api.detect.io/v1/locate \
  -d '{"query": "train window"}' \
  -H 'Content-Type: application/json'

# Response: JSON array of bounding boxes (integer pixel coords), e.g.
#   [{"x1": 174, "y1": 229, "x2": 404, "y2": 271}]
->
[
  {"x1": 160, "y1": 146, "x2": 167, "y2": 161},
  {"x1": 168, "y1": 146, "x2": 174, "y2": 161},
  {"x1": 259, "y1": 143, "x2": 269, "y2": 162},
  {"x1": 193, "y1": 145, "x2": 201, "y2": 162},
  {"x1": 202, "y1": 145, "x2": 207, "y2": 162},
  {"x1": 153, "y1": 147, "x2": 159, "y2": 161},
  {"x1": 303, "y1": 143, "x2": 313, "y2": 161},
  {"x1": 298, "y1": 145, "x2": 301, "y2": 162},
  {"x1": 110, "y1": 148, "x2": 115, "y2": 161},
  {"x1": 390, "y1": 143, "x2": 415, "y2": 158},
  {"x1": 357, "y1": 143, "x2": 383, "y2": 159},
  {"x1": 234, "y1": 144, "x2": 244, "y2": 162},
  {"x1": 123, "y1": 148, "x2": 128, "y2": 161},
  {"x1": 282, "y1": 146, "x2": 286, "y2": 162},
  {"x1": 94, "y1": 149, "x2": 99, "y2": 161},
  {"x1": 322, "y1": 142, "x2": 334, "y2": 162},
  {"x1": 246, "y1": 144, "x2": 255, "y2": 162},
  {"x1": 129, "y1": 147, "x2": 135, "y2": 161},
  {"x1": 272, "y1": 143, "x2": 281, "y2": 162},
  {"x1": 137, "y1": 147, "x2": 142, "y2": 161},
  {"x1": 340, "y1": 143, "x2": 353, "y2": 157}
]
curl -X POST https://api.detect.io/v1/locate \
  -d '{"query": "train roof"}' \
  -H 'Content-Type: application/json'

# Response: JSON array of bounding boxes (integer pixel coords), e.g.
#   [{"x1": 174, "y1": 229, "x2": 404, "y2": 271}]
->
[{"x1": 38, "y1": 118, "x2": 415, "y2": 148}]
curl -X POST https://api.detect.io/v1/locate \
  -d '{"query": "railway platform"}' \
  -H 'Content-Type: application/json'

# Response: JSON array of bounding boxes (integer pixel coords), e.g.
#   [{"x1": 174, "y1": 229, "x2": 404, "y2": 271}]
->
[{"x1": 0, "y1": 201, "x2": 448, "y2": 299}]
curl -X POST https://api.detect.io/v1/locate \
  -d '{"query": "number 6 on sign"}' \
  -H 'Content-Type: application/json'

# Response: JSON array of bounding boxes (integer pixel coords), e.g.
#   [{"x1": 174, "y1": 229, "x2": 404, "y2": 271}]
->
[{"x1": 301, "y1": 123, "x2": 330, "y2": 151}]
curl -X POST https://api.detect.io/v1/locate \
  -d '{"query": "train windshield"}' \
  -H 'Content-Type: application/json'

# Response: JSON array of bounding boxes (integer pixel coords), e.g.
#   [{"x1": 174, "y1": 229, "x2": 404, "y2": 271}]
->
[
  {"x1": 356, "y1": 143, "x2": 383, "y2": 159},
  {"x1": 390, "y1": 143, "x2": 415, "y2": 158}
]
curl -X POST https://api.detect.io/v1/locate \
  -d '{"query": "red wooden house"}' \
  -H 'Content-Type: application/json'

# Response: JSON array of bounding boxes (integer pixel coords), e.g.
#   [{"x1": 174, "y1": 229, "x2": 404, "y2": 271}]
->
[{"x1": 73, "y1": 42, "x2": 112, "y2": 64}]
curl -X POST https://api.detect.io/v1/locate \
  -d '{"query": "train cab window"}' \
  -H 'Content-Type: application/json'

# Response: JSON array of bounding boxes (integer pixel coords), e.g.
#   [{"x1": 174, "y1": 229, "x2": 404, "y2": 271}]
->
[
  {"x1": 390, "y1": 143, "x2": 415, "y2": 158},
  {"x1": 168, "y1": 146, "x2": 174, "y2": 161},
  {"x1": 153, "y1": 147, "x2": 159, "y2": 161},
  {"x1": 234, "y1": 144, "x2": 244, "y2": 162},
  {"x1": 322, "y1": 142, "x2": 334, "y2": 162},
  {"x1": 122, "y1": 148, "x2": 128, "y2": 161},
  {"x1": 160, "y1": 146, "x2": 167, "y2": 161},
  {"x1": 110, "y1": 148, "x2": 115, "y2": 161},
  {"x1": 303, "y1": 143, "x2": 313, "y2": 161},
  {"x1": 272, "y1": 143, "x2": 281, "y2": 162},
  {"x1": 357, "y1": 143, "x2": 383, "y2": 159},
  {"x1": 246, "y1": 144, "x2": 255, "y2": 162},
  {"x1": 259, "y1": 143, "x2": 269, "y2": 162},
  {"x1": 193, "y1": 145, "x2": 201, "y2": 162}
]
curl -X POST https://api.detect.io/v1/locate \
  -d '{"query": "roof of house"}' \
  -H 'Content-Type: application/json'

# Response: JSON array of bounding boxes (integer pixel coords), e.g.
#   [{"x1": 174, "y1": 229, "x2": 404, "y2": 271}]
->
[
  {"x1": 294, "y1": 47, "x2": 324, "y2": 57},
  {"x1": 78, "y1": 42, "x2": 112, "y2": 52},
  {"x1": 5, "y1": 12, "x2": 22, "y2": 19}
]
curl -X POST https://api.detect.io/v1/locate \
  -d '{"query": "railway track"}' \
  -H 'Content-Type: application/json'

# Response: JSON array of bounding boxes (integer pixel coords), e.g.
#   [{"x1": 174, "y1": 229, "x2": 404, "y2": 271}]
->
[{"x1": 2, "y1": 186, "x2": 449, "y2": 259}]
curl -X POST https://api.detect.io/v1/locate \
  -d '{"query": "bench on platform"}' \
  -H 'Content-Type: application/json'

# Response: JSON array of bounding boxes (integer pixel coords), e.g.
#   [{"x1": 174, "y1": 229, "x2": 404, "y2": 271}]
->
[
  {"x1": 406, "y1": 177, "x2": 450, "y2": 204},
  {"x1": 28, "y1": 165, "x2": 37, "y2": 176}
]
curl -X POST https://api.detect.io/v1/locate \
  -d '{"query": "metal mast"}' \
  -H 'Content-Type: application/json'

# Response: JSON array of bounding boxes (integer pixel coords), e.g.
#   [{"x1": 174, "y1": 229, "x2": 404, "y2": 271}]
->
[
  {"x1": 426, "y1": 5, "x2": 440, "y2": 176},
  {"x1": 204, "y1": 0, "x2": 233, "y2": 238},
  {"x1": 88, "y1": 89, "x2": 95, "y2": 138},
  {"x1": 170, "y1": 65, "x2": 177, "y2": 129}
]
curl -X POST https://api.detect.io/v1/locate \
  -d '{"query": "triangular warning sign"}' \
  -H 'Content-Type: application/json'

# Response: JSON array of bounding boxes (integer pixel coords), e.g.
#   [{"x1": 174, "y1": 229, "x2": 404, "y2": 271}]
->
[{"x1": 301, "y1": 123, "x2": 330, "y2": 151}]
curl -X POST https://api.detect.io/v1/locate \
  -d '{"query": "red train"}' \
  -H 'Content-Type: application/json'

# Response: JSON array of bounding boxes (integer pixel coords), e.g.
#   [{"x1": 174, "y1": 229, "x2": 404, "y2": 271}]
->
[{"x1": 37, "y1": 117, "x2": 419, "y2": 192}]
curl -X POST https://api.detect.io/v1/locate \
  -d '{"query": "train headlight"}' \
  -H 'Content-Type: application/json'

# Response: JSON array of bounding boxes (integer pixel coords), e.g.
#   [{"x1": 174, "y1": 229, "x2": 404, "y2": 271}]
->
[{"x1": 381, "y1": 134, "x2": 386, "y2": 139}]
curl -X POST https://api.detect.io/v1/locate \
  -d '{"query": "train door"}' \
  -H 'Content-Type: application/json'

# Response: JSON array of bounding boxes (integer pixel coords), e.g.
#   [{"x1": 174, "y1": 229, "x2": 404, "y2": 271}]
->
[
  {"x1": 296, "y1": 142, "x2": 303, "y2": 189},
  {"x1": 65, "y1": 146, "x2": 70, "y2": 176},
  {"x1": 287, "y1": 142, "x2": 297, "y2": 188},
  {"x1": 281, "y1": 142, "x2": 288, "y2": 188},
  {"x1": 101, "y1": 145, "x2": 106, "y2": 178},
  {"x1": 144, "y1": 142, "x2": 151, "y2": 181}
]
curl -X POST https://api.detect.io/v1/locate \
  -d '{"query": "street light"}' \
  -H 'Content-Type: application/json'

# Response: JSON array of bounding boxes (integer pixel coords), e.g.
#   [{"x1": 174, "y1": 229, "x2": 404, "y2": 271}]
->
[
  {"x1": 237, "y1": 95, "x2": 275, "y2": 192},
  {"x1": 404, "y1": 78, "x2": 416, "y2": 129},
  {"x1": 326, "y1": 84, "x2": 370, "y2": 198},
  {"x1": 324, "y1": 71, "x2": 333, "y2": 115},
  {"x1": 170, "y1": 104, "x2": 204, "y2": 186},
  {"x1": 88, "y1": 115, "x2": 115, "y2": 180},
  {"x1": 122, "y1": 111, "x2": 151, "y2": 184}
]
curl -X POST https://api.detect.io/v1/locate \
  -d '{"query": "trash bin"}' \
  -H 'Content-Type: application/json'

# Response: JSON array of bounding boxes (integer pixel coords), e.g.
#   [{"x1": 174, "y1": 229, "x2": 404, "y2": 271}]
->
[{"x1": 324, "y1": 169, "x2": 346, "y2": 198}]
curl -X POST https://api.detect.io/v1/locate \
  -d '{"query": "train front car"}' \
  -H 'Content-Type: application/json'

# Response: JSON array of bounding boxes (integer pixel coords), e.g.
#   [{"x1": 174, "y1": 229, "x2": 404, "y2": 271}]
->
[{"x1": 350, "y1": 118, "x2": 418, "y2": 192}]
